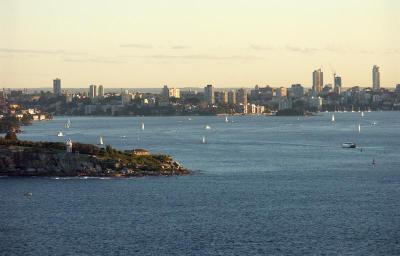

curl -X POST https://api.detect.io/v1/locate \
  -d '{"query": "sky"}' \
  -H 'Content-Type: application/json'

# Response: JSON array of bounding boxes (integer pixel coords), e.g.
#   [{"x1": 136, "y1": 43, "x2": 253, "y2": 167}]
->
[{"x1": 0, "y1": 0, "x2": 399, "y2": 88}]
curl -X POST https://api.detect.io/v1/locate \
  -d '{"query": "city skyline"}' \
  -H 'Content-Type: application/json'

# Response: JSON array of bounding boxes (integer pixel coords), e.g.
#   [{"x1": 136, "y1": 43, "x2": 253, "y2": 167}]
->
[{"x1": 1, "y1": 0, "x2": 399, "y2": 88}]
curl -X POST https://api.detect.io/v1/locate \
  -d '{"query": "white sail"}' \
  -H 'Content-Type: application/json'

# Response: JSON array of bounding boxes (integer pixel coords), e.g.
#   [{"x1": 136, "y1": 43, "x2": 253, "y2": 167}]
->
[
  {"x1": 331, "y1": 114, "x2": 335, "y2": 122},
  {"x1": 57, "y1": 131, "x2": 64, "y2": 137},
  {"x1": 225, "y1": 116, "x2": 228, "y2": 123},
  {"x1": 141, "y1": 122, "x2": 145, "y2": 130},
  {"x1": 202, "y1": 136, "x2": 206, "y2": 144},
  {"x1": 361, "y1": 111, "x2": 364, "y2": 117},
  {"x1": 205, "y1": 125, "x2": 211, "y2": 130},
  {"x1": 358, "y1": 124, "x2": 361, "y2": 133},
  {"x1": 99, "y1": 136, "x2": 104, "y2": 145}
]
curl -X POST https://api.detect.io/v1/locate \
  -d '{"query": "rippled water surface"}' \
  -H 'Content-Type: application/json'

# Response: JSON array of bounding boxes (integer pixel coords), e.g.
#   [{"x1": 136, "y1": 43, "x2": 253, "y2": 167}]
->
[{"x1": 1, "y1": 112, "x2": 400, "y2": 255}]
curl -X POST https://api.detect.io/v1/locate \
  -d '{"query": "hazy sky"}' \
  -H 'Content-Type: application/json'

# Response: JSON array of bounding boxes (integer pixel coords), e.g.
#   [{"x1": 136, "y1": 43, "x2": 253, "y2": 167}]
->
[{"x1": 1, "y1": 0, "x2": 399, "y2": 88}]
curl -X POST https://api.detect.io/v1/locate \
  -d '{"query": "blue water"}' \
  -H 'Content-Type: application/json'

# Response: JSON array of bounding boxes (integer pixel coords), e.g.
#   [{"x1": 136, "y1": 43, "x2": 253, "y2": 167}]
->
[{"x1": 1, "y1": 112, "x2": 400, "y2": 255}]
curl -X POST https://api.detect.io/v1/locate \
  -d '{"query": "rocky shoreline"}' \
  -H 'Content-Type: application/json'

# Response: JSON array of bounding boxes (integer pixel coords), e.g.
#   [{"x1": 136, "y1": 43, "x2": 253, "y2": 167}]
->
[{"x1": 0, "y1": 138, "x2": 190, "y2": 177}]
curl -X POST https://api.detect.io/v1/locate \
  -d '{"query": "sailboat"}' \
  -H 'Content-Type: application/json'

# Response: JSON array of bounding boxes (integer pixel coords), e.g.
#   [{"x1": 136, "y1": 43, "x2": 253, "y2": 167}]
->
[
  {"x1": 358, "y1": 124, "x2": 361, "y2": 133},
  {"x1": 225, "y1": 116, "x2": 229, "y2": 123},
  {"x1": 331, "y1": 114, "x2": 335, "y2": 122},
  {"x1": 202, "y1": 136, "x2": 206, "y2": 144},
  {"x1": 65, "y1": 119, "x2": 71, "y2": 128},
  {"x1": 205, "y1": 125, "x2": 211, "y2": 130},
  {"x1": 57, "y1": 131, "x2": 64, "y2": 137},
  {"x1": 98, "y1": 136, "x2": 104, "y2": 145},
  {"x1": 361, "y1": 111, "x2": 364, "y2": 117},
  {"x1": 140, "y1": 122, "x2": 145, "y2": 130}
]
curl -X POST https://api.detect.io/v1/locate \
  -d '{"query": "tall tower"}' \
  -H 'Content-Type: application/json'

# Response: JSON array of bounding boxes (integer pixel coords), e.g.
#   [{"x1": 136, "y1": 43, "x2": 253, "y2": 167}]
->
[
  {"x1": 237, "y1": 88, "x2": 248, "y2": 105},
  {"x1": 204, "y1": 84, "x2": 215, "y2": 105},
  {"x1": 372, "y1": 65, "x2": 380, "y2": 91},
  {"x1": 98, "y1": 85, "x2": 104, "y2": 98},
  {"x1": 334, "y1": 73, "x2": 342, "y2": 95},
  {"x1": 312, "y1": 69, "x2": 323, "y2": 94},
  {"x1": 53, "y1": 78, "x2": 61, "y2": 96},
  {"x1": 89, "y1": 85, "x2": 97, "y2": 99}
]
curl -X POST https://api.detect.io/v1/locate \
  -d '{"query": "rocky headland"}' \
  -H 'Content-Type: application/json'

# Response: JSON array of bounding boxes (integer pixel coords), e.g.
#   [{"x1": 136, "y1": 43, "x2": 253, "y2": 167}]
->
[{"x1": 0, "y1": 137, "x2": 189, "y2": 177}]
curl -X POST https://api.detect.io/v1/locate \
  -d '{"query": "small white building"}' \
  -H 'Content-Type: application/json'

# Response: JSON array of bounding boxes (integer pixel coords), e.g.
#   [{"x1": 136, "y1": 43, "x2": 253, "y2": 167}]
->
[{"x1": 66, "y1": 139, "x2": 73, "y2": 153}]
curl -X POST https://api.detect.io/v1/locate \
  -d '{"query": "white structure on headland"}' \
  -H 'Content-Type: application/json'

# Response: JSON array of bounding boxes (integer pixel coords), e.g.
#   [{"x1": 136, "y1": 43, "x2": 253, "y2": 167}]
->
[{"x1": 66, "y1": 139, "x2": 73, "y2": 153}]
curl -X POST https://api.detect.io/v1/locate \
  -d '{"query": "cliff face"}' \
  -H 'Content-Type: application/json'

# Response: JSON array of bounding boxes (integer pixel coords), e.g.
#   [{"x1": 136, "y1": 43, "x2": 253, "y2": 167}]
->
[{"x1": 0, "y1": 145, "x2": 189, "y2": 177}]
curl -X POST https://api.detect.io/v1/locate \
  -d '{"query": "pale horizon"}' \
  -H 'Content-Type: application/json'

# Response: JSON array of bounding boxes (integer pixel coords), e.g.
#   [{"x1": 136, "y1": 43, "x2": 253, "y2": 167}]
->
[{"x1": 1, "y1": 0, "x2": 399, "y2": 88}]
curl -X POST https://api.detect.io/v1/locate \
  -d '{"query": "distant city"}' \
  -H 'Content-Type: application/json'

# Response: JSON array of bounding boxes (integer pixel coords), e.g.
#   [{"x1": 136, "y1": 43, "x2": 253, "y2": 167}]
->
[{"x1": 1, "y1": 66, "x2": 400, "y2": 119}]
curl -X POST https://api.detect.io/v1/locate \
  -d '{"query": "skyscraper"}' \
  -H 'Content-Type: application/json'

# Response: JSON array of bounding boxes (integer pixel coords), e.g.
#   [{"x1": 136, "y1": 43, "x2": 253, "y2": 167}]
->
[
  {"x1": 228, "y1": 90, "x2": 236, "y2": 105},
  {"x1": 53, "y1": 78, "x2": 61, "y2": 96},
  {"x1": 89, "y1": 85, "x2": 97, "y2": 99},
  {"x1": 372, "y1": 65, "x2": 380, "y2": 91},
  {"x1": 312, "y1": 69, "x2": 323, "y2": 94},
  {"x1": 204, "y1": 84, "x2": 215, "y2": 105},
  {"x1": 237, "y1": 88, "x2": 248, "y2": 105},
  {"x1": 334, "y1": 74, "x2": 342, "y2": 95},
  {"x1": 98, "y1": 85, "x2": 104, "y2": 98}
]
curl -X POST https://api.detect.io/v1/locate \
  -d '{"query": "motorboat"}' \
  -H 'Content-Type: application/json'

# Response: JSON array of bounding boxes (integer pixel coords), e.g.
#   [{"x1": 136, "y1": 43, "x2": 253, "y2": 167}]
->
[{"x1": 342, "y1": 142, "x2": 356, "y2": 148}]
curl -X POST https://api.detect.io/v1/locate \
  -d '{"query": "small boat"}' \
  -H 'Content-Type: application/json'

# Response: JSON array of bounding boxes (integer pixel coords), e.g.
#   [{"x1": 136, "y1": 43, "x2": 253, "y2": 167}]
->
[
  {"x1": 57, "y1": 131, "x2": 64, "y2": 137},
  {"x1": 372, "y1": 121, "x2": 377, "y2": 126},
  {"x1": 98, "y1": 136, "x2": 104, "y2": 145},
  {"x1": 205, "y1": 125, "x2": 211, "y2": 130},
  {"x1": 188, "y1": 118, "x2": 192, "y2": 121},
  {"x1": 342, "y1": 142, "x2": 356, "y2": 148},
  {"x1": 202, "y1": 136, "x2": 206, "y2": 144},
  {"x1": 140, "y1": 122, "x2": 144, "y2": 130},
  {"x1": 331, "y1": 114, "x2": 335, "y2": 122},
  {"x1": 24, "y1": 192, "x2": 33, "y2": 197}
]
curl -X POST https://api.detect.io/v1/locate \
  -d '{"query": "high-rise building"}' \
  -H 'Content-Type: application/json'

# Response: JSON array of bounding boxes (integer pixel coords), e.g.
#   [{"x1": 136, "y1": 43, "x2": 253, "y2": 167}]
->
[
  {"x1": 275, "y1": 87, "x2": 287, "y2": 98},
  {"x1": 237, "y1": 88, "x2": 248, "y2": 105},
  {"x1": 334, "y1": 74, "x2": 342, "y2": 95},
  {"x1": 169, "y1": 88, "x2": 180, "y2": 98},
  {"x1": 372, "y1": 65, "x2": 380, "y2": 91},
  {"x1": 98, "y1": 85, "x2": 104, "y2": 98},
  {"x1": 312, "y1": 69, "x2": 323, "y2": 94},
  {"x1": 162, "y1": 85, "x2": 169, "y2": 99},
  {"x1": 289, "y1": 84, "x2": 304, "y2": 98},
  {"x1": 228, "y1": 90, "x2": 236, "y2": 105},
  {"x1": 215, "y1": 91, "x2": 228, "y2": 105},
  {"x1": 204, "y1": 84, "x2": 215, "y2": 105},
  {"x1": 53, "y1": 78, "x2": 61, "y2": 96},
  {"x1": 396, "y1": 84, "x2": 400, "y2": 93},
  {"x1": 161, "y1": 85, "x2": 180, "y2": 99},
  {"x1": 89, "y1": 85, "x2": 97, "y2": 99}
]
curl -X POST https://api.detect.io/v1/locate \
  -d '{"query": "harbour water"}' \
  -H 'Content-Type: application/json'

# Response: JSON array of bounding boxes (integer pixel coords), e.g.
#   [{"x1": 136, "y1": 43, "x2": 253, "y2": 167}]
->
[{"x1": 1, "y1": 112, "x2": 400, "y2": 255}]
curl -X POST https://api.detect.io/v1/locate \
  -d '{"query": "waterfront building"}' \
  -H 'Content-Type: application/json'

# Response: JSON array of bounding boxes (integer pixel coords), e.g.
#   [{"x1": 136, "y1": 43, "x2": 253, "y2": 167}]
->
[
  {"x1": 121, "y1": 90, "x2": 132, "y2": 105},
  {"x1": 228, "y1": 90, "x2": 236, "y2": 105},
  {"x1": 204, "y1": 84, "x2": 215, "y2": 105},
  {"x1": 278, "y1": 98, "x2": 292, "y2": 110},
  {"x1": 372, "y1": 65, "x2": 380, "y2": 91},
  {"x1": 309, "y1": 96, "x2": 323, "y2": 110},
  {"x1": 275, "y1": 87, "x2": 287, "y2": 98},
  {"x1": 237, "y1": 88, "x2": 248, "y2": 105},
  {"x1": 161, "y1": 85, "x2": 180, "y2": 99},
  {"x1": 53, "y1": 78, "x2": 62, "y2": 96},
  {"x1": 169, "y1": 88, "x2": 180, "y2": 99},
  {"x1": 89, "y1": 85, "x2": 97, "y2": 99},
  {"x1": 215, "y1": 91, "x2": 228, "y2": 105},
  {"x1": 289, "y1": 84, "x2": 304, "y2": 98},
  {"x1": 334, "y1": 74, "x2": 342, "y2": 94},
  {"x1": 98, "y1": 85, "x2": 104, "y2": 98},
  {"x1": 396, "y1": 84, "x2": 400, "y2": 93},
  {"x1": 312, "y1": 69, "x2": 323, "y2": 94}
]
